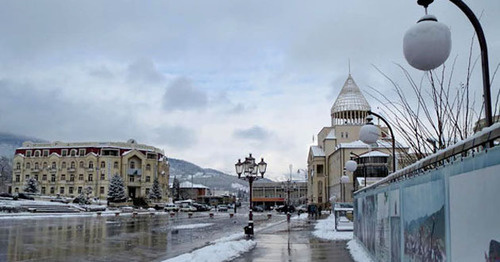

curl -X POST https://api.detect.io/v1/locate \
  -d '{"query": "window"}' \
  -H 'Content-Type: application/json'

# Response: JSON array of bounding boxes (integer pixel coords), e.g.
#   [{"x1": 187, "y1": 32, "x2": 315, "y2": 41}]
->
[
  {"x1": 26, "y1": 162, "x2": 31, "y2": 169},
  {"x1": 88, "y1": 174, "x2": 93, "y2": 181},
  {"x1": 78, "y1": 187, "x2": 82, "y2": 194},
  {"x1": 79, "y1": 174, "x2": 84, "y2": 181},
  {"x1": 26, "y1": 150, "x2": 32, "y2": 157},
  {"x1": 34, "y1": 162, "x2": 39, "y2": 170},
  {"x1": 51, "y1": 162, "x2": 56, "y2": 169},
  {"x1": 79, "y1": 149, "x2": 86, "y2": 156},
  {"x1": 100, "y1": 174, "x2": 105, "y2": 180},
  {"x1": 100, "y1": 187, "x2": 105, "y2": 194},
  {"x1": 346, "y1": 132, "x2": 349, "y2": 138},
  {"x1": 316, "y1": 164, "x2": 324, "y2": 174},
  {"x1": 61, "y1": 174, "x2": 66, "y2": 181},
  {"x1": 79, "y1": 161, "x2": 84, "y2": 168},
  {"x1": 71, "y1": 162, "x2": 75, "y2": 169},
  {"x1": 62, "y1": 162, "x2": 66, "y2": 168},
  {"x1": 43, "y1": 150, "x2": 49, "y2": 157},
  {"x1": 15, "y1": 188, "x2": 19, "y2": 193},
  {"x1": 88, "y1": 161, "x2": 94, "y2": 169},
  {"x1": 16, "y1": 162, "x2": 20, "y2": 170},
  {"x1": 51, "y1": 175, "x2": 56, "y2": 182},
  {"x1": 42, "y1": 174, "x2": 47, "y2": 181},
  {"x1": 130, "y1": 161, "x2": 135, "y2": 169},
  {"x1": 70, "y1": 149, "x2": 76, "y2": 156},
  {"x1": 69, "y1": 187, "x2": 74, "y2": 194},
  {"x1": 41, "y1": 187, "x2": 46, "y2": 194},
  {"x1": 114, "y1": 162, "x2": 118, "y2": 169},
  {"x1": 25, "y1": 175, "x2": 29, "y2": 180},
  {"x1": 145, "y1": 188, "x2": 150, "y2": 195},
  {"x1": 129, "y1": 176, "x2": 135, "y2": 182},
  {"x1": 70, "y1": 174, "x2": 75, "y2": 182},
  {"x1": 146, "y1": 176, "x2": 151, "y2": 182},
  {"x1": 146, "y1": 164, "x2": 151, "y2": 171},
  {"x1": 43, "y1": 162, "x2": 47, "y2": 169},
  {"x1": 341, "y1": 132, "x2": 344, "y2": 138},
  {"x1": 15, "y1": 175, "x2": 20, "y2": 182},
  {"x1": 34, "y1": 175, "x2": 38, "y2": 181},
  {"x1": 101, "y1": 161, "x2": 105, "y2": 168},
  {"x1": 61, "y1": 149, "x2": 68, "y2": 157},
  {"x1": 60, "y1": 187, "x2": 65, "y2": 194},
  {"x1": 34, "y1": 150, "x2": 41, "y2": 157},
  {"x1": 50, "y1": 187, "x2": 55, "y2": 194}
]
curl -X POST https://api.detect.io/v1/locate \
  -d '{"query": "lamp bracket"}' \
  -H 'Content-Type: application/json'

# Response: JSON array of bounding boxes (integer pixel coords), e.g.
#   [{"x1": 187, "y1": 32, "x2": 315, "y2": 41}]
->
[{"x1": 417, "y1": 0, "x2": 433, "y2": 8}]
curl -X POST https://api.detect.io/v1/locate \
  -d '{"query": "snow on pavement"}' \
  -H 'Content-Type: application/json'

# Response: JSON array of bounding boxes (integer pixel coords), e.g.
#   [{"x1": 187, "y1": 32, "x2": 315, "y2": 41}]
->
[
  {"x1": 347, "y1": 239, "x2": 375, "y2": 262},
  {"x1": 164, "y1": 239, "x2": 256, "y2": 262},
  {"x1": 312, "y1": 214, "x2": 353, "y2": 240},
  {"x1": 172, "y1": 223, "x2": 213, "y2": 230}
]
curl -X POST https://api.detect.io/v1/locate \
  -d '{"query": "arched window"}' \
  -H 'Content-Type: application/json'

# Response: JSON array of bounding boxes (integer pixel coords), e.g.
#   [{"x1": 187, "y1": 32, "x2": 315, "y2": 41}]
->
[
  {"x1": 16, "y1": 162, "x2": 21, "y2": 170},
  {"x1": 89, "y1": 161, "x2": 94, "y2": 169},
  {"x1": 114, "y1": 162, "x2": 118, "y2": 169},
  {"x1": 101, "y1": 161, "x2": 105, "y2": 168},
  {"x1": 70, "y1": 149, "x2": 77, "y2": 157},
  {"x1": 146, "y1": 164, "x2": 151, "y2": 171},
  {"x1": 26, "y1": 162, "x2": 31, "y2": 169},
  {"x1": 62, "y1": 162, "x2": 66, "y2": 168},
  {"x1": 34, "y1": 162, "x2": 39, "y2": 170},
  {"x1": 51, "y1": 162, "x2": 56, "y2": 169},
  {"x1": 130, "y1": 161, "x2": 135, "y2": 169},
  {"x1": 34, "y1": 150, "x2": 41, "y2": 157},
  {"x1": 43, "y1": 162, "x2": 48, "y2": 169},
  {"x1": 71, "y1": 161, "x2": 75, "y2": 169},
  {"x1": 79, "y1": 161, "x2": 84, "y2": 168}
]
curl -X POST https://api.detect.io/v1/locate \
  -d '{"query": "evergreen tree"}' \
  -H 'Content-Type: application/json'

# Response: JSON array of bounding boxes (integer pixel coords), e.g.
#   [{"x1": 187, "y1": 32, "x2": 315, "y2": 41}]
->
[
  {"x1": 148, "y1": 178, "x2": 162, "y2": 201},
  {"x1": 23, "y1": 177, "x2": 38, "y2": 193},
  {"x1": 108, "y1": 174, "x2": 126, "y2": 202}
]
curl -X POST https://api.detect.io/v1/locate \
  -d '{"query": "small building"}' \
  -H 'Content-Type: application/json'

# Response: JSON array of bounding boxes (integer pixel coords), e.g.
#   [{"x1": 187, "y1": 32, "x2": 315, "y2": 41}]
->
[
  {"x1": 177, "y1": 181, "x2": 210, "y2": 200},
  {"x1": 252, "y1": 180, "x2": 307, "y2": 210}
]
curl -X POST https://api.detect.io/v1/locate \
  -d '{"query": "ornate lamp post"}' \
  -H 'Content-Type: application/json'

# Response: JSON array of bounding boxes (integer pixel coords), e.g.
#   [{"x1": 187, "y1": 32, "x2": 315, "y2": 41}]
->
[
  {"x1": 235, "y1": 153, "x2": 267, "y2": 237},
  {"x1": 403, "y1": 0, "x2": 493, "y2": 128},
  {"x1": 359, "y1": 111, "x2": 397, "y2": 173}
]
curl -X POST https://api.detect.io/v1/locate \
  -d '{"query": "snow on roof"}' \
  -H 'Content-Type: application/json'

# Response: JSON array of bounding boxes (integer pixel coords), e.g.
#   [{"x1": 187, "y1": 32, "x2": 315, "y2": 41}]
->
[
  {"x1": 356, "y1": 177, "x2": 384, "y2": 186},
  {"x1": 325, "y1": 129, "x2": 336, "y2": 139},
  {"x1": 310, "y1": 146, "x2": 325, "y2": 157},
  {"x1": 359, "y1": 151, "x2": 389, "y2": 158},
  {"x1": 179, "y1": 181, "x2": 209, "y2": 189},
  {"x1": 337, "y1": 139, "x2": 395, "y2": 149}
]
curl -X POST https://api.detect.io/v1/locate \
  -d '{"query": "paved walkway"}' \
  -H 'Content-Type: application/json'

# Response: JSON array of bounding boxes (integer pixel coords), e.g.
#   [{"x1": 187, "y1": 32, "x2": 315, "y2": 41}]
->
[{"x1": 232, "y1": 216, "x2": 354, "y2": 262}]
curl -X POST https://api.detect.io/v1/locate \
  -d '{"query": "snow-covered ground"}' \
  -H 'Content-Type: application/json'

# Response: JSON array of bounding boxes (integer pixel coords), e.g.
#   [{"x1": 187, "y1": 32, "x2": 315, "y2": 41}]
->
[
  {"x1": 164, "y1": 239, "x2": 256, "y2": 262},
  {"x1": 172, "y1": 223, "x2": 213, "y2": 230},
  {"x1": 347, "y1": 239, "x2": 375, "y2": 262}
]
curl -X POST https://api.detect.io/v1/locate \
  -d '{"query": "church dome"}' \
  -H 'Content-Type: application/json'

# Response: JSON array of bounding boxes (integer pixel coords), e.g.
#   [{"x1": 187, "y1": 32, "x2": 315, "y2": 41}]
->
[{"x1": 331, "y1": 75, "x2": 371, "y2": 125}]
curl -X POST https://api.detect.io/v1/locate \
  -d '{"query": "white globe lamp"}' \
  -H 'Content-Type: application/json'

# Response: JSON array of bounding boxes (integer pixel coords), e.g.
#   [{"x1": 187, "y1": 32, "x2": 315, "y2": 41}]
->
[
  {"x1": 403, "y1": 15, "x2": 451, "y2": 71},
  {"x1": 345, "y1": 160, "x2": 357, "y2": 172},
  {"x1": 360, "y1": 124, "x2": 380, "y2": 145},
  {"x1": 340, "y1": 175, "x2": 350, "y2": 184}
]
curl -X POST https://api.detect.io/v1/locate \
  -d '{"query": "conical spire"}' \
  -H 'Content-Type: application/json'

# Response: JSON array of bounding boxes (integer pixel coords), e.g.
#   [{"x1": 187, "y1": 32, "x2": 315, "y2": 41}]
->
[{"x1": 331, "y1": 75, "x2": 371, "y2": 125}]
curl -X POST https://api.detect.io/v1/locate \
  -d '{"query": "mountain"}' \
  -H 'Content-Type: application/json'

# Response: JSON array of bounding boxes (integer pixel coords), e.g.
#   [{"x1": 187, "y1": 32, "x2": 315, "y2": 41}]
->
[
  {"x1": 168, "y1": 158, "x2": 272, "y2": 193},
  {"x1": 0, "y1": 132, "x2": 46, "y2": 158}
]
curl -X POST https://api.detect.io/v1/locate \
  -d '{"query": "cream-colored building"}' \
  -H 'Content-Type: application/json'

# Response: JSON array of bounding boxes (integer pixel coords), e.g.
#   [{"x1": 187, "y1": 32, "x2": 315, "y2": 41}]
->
[
  {"x1": 11, "y1": 139, "x2": 169, "y2": 201},
  {"x1": 307, "y1": 74, "x2": 408, "y2": 207}
]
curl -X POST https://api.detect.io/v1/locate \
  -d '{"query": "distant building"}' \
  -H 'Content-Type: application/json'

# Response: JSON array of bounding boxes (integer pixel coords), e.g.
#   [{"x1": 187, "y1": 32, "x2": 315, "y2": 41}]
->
[
  {"x1": 252, "y1": 180, "x2": 307, "y2": 210},
  {"x1": 177, "y1": 181, "x2": 210, "y2": 200},
  {"x1": 307, "y1": 74, "x2": 408, "y2": 207},
  {"x1": 11, "y1": 139, "x2": 169, "y2": 201}
]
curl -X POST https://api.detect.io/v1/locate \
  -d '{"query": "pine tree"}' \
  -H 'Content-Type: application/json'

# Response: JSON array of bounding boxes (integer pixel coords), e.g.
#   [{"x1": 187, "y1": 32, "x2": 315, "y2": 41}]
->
[
  {"x1": 23, "y1": 177, "x2": 38, "y2": 193},
  {"x1": 108, "y1": 174, "x2": 126, "y2": 202},
  {"x1": 148, "y1": 178, "x2": 162, "y2": 201}
]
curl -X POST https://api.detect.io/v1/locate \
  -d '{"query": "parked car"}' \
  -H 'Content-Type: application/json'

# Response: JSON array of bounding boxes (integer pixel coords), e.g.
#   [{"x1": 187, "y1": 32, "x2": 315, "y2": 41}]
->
[
  {"x1": 164, "y1": 203, "x2": 179, "y2": 212},
  {"x1": 252, "y1": 205, "x2": 264, "y2": 212},
  {"x1": 179, "y1": 204, "x2": 197, "y2": 212},
  {"x1": 192, "y1": 203, "x2": 210, "y2": 212},
  {"x1": 120, "y1": 206, "x2": 134, "y2": 212},
  {"x1": 275, "y1": 205, "x2": 295, "y2": 213},
  {"x1": 17, "y1": 193, "x2": 35, "y2": 200},
  {"x1": 296, "y1": 204, "x2": 307, "y2": 214},
  {"x1": 217, "y1": 205, "x2": 228, "y2": 212}
]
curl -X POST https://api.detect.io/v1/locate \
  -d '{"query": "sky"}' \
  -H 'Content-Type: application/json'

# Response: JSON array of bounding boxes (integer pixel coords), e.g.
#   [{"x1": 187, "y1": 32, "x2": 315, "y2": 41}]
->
[{"x1": 0, "y1": 1, "x2": 498, "y2": 181}]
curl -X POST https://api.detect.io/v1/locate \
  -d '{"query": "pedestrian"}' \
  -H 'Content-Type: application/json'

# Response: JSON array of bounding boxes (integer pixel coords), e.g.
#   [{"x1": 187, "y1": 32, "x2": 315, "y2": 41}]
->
[{"x1": 318, "y1": 206, "x2": 322, "y2": 218}]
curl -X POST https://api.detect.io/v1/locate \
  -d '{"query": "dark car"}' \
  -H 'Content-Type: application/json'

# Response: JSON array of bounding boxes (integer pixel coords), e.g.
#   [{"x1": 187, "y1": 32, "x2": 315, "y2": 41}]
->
[
  {"x1": 17, "y1": 193, "x2": 35, "y2": 200},
  {"x1": 276, "y1": 205, "x2": 295, "y2": 213},
  {"x1": 0, "y1": 192, "x2": 17, "y2": 200}
]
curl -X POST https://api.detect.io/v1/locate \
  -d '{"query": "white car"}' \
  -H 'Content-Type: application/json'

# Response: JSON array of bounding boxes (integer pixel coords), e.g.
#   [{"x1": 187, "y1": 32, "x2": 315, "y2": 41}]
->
[
  {"x1": 180, "y1": 205, "x2": 197, "y2": 212},
  {"x1": 164, "y1": 203, "x2": 179, "y2": 212}
]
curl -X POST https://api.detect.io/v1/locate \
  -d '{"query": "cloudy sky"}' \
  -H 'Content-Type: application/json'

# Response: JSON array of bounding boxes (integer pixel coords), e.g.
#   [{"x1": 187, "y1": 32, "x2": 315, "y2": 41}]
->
[{"x1": 0, "y1": 1, "x2": 498, "y2": 181}]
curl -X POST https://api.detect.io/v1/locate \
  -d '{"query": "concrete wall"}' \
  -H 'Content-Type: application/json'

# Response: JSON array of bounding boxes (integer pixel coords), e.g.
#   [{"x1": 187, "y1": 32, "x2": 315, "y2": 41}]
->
[{"x1": 354, "y1": 145, "x2": 500, "y2": 262}]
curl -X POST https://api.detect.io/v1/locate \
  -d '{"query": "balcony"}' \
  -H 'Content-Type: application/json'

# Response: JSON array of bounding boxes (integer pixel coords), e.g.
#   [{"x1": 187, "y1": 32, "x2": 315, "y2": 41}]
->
[{"x1": 127, "y1": 169, "x2": 142, "y2": 176}]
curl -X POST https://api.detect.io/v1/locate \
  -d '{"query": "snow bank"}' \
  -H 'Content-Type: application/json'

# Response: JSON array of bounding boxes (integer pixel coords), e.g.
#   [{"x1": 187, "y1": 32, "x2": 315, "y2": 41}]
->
[
  {"x1": 347, "y1": 239, "x2": 375, "y2": 262},
  {"x1": 164, "y1": 239, "x2": 256, "y2": 262},
  {"x1": 312, "y1": 214, "x2": 353, "y2": 240},
  {"x1": 172, "y1": 223, "x2": 213, "y2": 230}
]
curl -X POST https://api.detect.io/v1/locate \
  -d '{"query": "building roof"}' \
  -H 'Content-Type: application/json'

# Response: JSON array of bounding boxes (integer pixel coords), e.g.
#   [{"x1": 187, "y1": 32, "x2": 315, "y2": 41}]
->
[
  {"x1": 325, "y1": 129, "x2": 336, "y2": 139},
  {"x1": 178, "y1": 181, "x2": 209, "y2": 189},
  {"x1": 310, "y1": 145, "x2": 325, "y2": 157},
  {"x1": 337, "y1": 139, "x2": 396, "y2": 149},
  {"x1": 359, "y1": 151, "x2": 390, "y2": 158},
  {"x1": 331, "y1": 75, "x2": 371, "y2": 114}
]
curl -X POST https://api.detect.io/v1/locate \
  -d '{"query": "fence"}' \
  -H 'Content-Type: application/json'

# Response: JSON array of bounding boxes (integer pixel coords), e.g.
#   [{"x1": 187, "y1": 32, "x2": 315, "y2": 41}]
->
[{"x1": 353, "y1": 123, "x2": 500, "y2": 262}]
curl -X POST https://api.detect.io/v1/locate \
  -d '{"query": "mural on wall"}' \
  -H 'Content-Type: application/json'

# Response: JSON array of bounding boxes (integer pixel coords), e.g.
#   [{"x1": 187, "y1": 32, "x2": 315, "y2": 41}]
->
[
  {"x1": 403, "y1": 179, "x2": 446, "y2": 261},
  {"x1": 362, "y1": 194, "x2": 376, "y2": 254},
  {"x1": 375, "y1": 192, "x2": 391, "y2": 261},
  {"x1": 449, "y1": 166, "x2": 500, "y2": 262},
  {"x1": 389, "y1": 189, "x2": 400, "y2": 262}
]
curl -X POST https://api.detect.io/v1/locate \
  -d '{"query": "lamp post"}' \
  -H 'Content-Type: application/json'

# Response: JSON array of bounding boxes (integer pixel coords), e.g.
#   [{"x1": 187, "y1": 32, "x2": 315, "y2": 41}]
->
[
  {"x1": 345, "y1": 160, "x2": 358, "y2": 192},
  {"x1": 340, "y1": 170, "x2": 350, "y2": 202},
  {"x1": 281, "y1": 179, "x2": 296, "y2": 222},
  {"x1": 359, "y1": 111, "x2": 396, "y2": 173},
  {"x1": 404, "y1": 0, "x2": 493, "y2": 128},
  {"x1": 235, "y1": 153, "x2": 267, "y2": 237}
]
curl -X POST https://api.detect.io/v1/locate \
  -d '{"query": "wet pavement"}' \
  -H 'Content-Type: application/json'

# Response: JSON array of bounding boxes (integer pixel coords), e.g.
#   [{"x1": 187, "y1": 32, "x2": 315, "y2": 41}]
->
[
  {"x1": 0, "y1": 210, "x2": 283, "y2": 262},
  {"x1": 233, "y1": 216, "x2": 354, "y2": 262}
]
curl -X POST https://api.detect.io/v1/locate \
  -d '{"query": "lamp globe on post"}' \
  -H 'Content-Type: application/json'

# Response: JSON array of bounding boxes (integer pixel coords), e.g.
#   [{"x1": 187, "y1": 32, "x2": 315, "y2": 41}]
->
[
  {"x1": 360, "y1": 115, "x2": 380, "y2": 145},
  {"x1": 235, "y1": 159, "x2": 243, "y2": 179},
  {"x1": 403, "y1": 15, "x2": 451, "y2": 71},
  {"x1": 258, "y1": 158, "x2": 267, "y2": 178},
  {"x1": 345, "y1": 160, "x2": 357, "y2": 173}
]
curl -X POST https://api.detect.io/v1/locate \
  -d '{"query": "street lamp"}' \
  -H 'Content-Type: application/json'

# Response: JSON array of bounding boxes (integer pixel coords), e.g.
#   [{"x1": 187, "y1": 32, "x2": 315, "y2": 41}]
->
[
  {"x1": 403, "y1": 0, "x2": 493, "y2": 128},
  {"x1": 281, "y1": 179, "x2": 296, "y2": 222},
  {"x1": 359, "y1": 111, "x2": 397, "y2": 173},
  {"x1": 340, "y1": 170, "x2": 350, "y2": 202},
  {"x1": 235, "y1": 153, "x2": 267, "y2": 237},
  {"x1": 345, "y1": 160, "x2": 358, "y2": 190}
]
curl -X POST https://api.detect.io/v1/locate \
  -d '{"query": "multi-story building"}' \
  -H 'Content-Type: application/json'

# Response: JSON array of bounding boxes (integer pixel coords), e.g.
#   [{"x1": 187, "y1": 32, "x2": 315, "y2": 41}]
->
[
  {"x1": 307, "y1": 74, "x2": 408, "y2": 207},
  {"x1": 252, "y1": 180, "x2": 307, "y2": 210},
  {"x1": 11, "y1": 139, "x2": 169, "y2": 201}
]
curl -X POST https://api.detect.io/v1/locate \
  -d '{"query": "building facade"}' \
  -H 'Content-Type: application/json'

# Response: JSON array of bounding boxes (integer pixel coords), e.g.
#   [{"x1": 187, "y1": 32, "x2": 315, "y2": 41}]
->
[
  {"x1": 252, "y1": 180, "x2": 307, "y2": 210},
  {"x1": 307, "y1": 74, "x2": 408, "y2": 207},
  {"x1": 11, "y1": 139, "x2": 169, "y2": 201}
]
